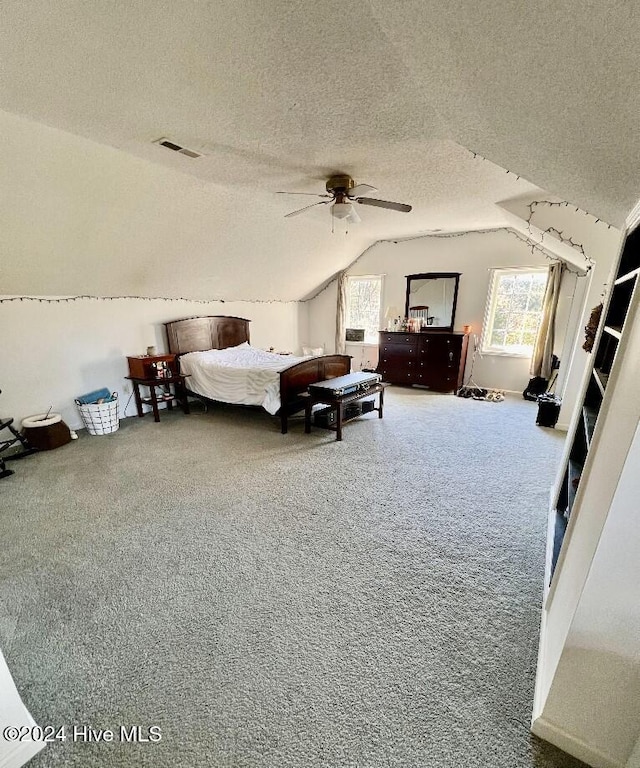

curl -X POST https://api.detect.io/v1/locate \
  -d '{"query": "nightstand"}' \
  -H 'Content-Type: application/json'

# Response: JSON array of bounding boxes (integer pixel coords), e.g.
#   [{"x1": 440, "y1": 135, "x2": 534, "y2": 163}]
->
[{"x1": 126, "y1": 355, "x2": 190, "y2": 423}]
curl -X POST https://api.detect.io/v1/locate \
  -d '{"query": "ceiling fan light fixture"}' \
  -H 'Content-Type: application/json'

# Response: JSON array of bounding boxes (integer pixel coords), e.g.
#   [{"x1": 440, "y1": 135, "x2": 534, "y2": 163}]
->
[
  {"x1": 347, "y1": 207, "x2": 361, "y2": 224},
  {"x1": 282, "y1": 175, "x2": 411, "y2": 224},
  {"x1": 332, "y1": 202, "x2": 354, "y2": 220}
]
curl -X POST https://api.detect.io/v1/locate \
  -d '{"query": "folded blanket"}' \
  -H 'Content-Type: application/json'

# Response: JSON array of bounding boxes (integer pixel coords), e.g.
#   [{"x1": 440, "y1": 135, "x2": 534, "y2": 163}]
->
[{"x1": 75, "y1": 388, "x2": 113, "y2": 404}]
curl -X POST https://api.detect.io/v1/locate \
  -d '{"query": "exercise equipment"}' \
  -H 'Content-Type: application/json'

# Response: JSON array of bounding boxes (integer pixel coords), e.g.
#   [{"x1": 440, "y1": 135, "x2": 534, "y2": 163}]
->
[
  {"x1": 0, "y1": 419, "x2": 36, "y2": 478},
  {"x1": 0, "y1": 389, "x2": 38, "y2": 478}
]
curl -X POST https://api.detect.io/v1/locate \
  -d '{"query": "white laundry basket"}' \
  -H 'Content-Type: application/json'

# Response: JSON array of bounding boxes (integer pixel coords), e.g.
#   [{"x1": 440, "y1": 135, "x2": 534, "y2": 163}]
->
[{"x1": 76, "y1": 394, "x2": 119, "y2": 435}]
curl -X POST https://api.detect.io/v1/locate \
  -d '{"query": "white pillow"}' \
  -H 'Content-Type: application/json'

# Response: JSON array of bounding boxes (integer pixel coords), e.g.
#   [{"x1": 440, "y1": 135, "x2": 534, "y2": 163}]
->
[
  {"x1": 226, "y1": 341, "x2": 249, "y2": 350},
  {"x1": 302, "y1": 346, "x2": 324, "y2": 356}
]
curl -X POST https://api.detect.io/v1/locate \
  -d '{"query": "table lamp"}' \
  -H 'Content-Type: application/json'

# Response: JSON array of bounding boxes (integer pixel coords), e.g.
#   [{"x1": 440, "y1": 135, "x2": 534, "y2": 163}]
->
[{"x1": 384, "y1": 305, "x2": 400, "y2": 331}]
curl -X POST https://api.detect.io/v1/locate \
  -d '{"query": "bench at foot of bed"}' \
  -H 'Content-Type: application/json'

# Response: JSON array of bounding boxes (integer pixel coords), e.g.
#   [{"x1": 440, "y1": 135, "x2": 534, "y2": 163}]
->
[{"x1": 278, "y1": 354, "x2": 351, "y2": 434}]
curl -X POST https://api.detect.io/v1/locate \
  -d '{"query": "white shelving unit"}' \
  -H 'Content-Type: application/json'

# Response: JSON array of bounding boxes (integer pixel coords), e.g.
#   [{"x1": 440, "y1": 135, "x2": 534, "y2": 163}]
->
[{"x1": 532, "y1": 223, "x2": 640, "y2": 767}]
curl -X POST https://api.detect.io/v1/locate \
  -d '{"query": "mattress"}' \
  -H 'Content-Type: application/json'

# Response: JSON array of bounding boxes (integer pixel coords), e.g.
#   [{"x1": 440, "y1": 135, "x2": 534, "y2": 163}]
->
[{"x1": 178, "y1": 343, "x2": 308, "y2": 415}]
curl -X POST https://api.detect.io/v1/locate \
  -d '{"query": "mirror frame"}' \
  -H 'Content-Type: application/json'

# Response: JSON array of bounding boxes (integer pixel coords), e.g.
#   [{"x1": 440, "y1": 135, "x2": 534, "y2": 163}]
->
[{"x1": 405, "y1": 272, "x2": 461, "y2": 332}]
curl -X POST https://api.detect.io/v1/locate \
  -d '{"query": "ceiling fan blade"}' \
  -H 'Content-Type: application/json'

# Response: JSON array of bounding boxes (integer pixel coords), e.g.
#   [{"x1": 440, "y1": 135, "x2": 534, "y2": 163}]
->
[
  {"x1": 348, "y1": 183, "x2": 377, "y2": 198},
  {"x1": 276, "y1": 191, "x2": 332, "y2": 197},
  {"x1": 284, "y1": 200, "x2": 331, "y2": 218},
  {"x1": 355, "y1": 197, "x2": 412, "y2": 213}
]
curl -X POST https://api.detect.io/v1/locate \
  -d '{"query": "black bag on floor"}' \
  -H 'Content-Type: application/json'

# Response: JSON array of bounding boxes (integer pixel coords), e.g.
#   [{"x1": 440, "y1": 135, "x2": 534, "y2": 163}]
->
[
  {"x1": 523, "y1": 376, "x2": 548, "y2": 401},
  {"x1": 536, "y1": 394, "x2": 562, "y2": 427}
]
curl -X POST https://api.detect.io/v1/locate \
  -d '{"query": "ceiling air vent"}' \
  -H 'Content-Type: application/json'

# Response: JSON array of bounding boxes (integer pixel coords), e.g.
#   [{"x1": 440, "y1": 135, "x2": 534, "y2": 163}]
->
[{"x1": 153, "y1": 137, "x2": 202, "y2": 158}]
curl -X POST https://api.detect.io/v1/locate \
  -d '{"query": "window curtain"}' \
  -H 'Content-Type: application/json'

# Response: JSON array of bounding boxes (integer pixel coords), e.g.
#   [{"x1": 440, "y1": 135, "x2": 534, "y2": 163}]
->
[
  {"x1": 530, "y1": 262, "x2": 564, "y2": 379},
  {"x1": 335, "y1": 270, "x2": 348, "y2": 354}
]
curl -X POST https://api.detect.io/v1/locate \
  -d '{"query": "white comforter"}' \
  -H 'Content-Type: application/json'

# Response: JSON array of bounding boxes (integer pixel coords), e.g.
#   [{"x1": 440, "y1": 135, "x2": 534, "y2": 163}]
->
[{"x1": 179, "y1": 343, "x2": 309, "y2": 415}]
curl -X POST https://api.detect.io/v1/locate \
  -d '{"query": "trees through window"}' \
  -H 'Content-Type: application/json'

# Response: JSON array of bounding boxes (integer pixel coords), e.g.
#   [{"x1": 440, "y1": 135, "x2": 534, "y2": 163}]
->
[
  {"x1": 346, "y1": 276, "x2": 383, "y2": 344},
  {"x1": 482, "y1": 268, "x2": 547, "y2": 355}
]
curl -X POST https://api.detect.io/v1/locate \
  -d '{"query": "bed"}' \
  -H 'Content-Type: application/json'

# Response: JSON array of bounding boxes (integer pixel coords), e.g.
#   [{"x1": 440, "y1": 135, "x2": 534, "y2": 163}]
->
[{"x1": 165, "y1": 316, "x2": 351, "y2": 433}]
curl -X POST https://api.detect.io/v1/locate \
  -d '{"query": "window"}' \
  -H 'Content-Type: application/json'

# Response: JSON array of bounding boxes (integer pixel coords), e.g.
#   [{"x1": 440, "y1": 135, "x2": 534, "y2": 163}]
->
[
  {"x1": 346, "y1": 275, "x2": 383, "y2": 344},
  {"x1": 482, "y1": 268, "x2": 547, "y2": 356}
]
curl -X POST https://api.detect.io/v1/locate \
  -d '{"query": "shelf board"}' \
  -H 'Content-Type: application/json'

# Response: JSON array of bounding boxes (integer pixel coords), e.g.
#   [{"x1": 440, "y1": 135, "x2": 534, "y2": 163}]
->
[
  {"x1": 592, "y1": 368, "x2": 608, "y2": 395},
  {"x1": 614, "y1": 267, "x2": 640, "y2": 286},
  {"x1": 582, "y1": 405, "x2": 598, "y2": 449},
  {"x1": 567, "y1": 459, "x2": 582, "y2": 517},
  {"x1": 603, "y1": 325, "x2": 622, "y2": 340},
  {"x1": 550, "y1": 510, "x2": 568, "y2": 580}
]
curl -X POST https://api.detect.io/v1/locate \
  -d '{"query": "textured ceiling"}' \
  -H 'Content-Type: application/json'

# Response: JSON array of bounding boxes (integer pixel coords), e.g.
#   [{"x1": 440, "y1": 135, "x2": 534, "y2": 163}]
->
[{"x1": 1, "y1": 0, "x2": 638, "y2": 300}]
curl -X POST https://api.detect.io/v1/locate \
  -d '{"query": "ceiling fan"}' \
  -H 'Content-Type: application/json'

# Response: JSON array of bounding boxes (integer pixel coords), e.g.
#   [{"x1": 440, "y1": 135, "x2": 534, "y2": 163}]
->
[{"x1": 278, "y1": 174, "x2": 412, "y2": 224}]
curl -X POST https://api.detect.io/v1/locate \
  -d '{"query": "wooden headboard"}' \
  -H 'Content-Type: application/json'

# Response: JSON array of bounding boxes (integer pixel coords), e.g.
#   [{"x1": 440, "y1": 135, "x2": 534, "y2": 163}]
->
[{"x1": 165, "y1": 316, "x2": 251, "y2": 354}]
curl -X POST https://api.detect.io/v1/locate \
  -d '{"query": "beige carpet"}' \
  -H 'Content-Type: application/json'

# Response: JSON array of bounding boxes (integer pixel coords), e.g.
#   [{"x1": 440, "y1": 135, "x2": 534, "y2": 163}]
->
[{"x1": 0, "y1": 388, "x2": 586, "y2": 767}]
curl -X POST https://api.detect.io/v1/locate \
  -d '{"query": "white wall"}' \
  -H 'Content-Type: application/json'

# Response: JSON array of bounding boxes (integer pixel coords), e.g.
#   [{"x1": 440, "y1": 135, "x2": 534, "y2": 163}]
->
[
  {"x1": 306, "y1": 229, "x2": 581, "y2": 393},
  {"x1": 0, "y1": 297, "x2": 305, "y2": 430}
]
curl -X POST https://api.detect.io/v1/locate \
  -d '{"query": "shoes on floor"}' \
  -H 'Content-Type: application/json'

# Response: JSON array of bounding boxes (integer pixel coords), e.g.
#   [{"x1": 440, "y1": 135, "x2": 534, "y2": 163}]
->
[{"x1": 457, "y1": 386, "x2": 504, "y2": 402}]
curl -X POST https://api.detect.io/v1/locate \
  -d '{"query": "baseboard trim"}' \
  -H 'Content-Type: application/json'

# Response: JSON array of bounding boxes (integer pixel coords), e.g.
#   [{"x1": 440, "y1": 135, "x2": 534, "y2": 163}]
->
[
  {"x1": 531, "y1": 498, "x2": 555, "y2": 724},
  {"x1": 531, "y1": 607, "x2": 549, "y2": 723},
  {"x1": 531, "y1": 715, "x2": 624, "y2": 768}
]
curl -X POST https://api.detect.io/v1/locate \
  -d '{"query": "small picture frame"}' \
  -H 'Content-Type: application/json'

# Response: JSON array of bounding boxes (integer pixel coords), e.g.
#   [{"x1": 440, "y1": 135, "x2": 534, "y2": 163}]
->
[{"x1": 345, "y1": 328, "x2": 365, "y2": 342}]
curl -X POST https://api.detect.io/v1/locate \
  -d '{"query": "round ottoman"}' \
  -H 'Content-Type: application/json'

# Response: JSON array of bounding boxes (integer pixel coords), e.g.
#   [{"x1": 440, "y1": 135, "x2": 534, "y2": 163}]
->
[{"x1": 22, "y1": 413, "x2": 72, "y2": 451}]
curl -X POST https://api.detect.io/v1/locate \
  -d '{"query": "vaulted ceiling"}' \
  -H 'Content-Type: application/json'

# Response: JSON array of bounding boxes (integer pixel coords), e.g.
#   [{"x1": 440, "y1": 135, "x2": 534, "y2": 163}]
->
[{"x1": 1, "y1": 0, "x2": 638, "y2": 301}]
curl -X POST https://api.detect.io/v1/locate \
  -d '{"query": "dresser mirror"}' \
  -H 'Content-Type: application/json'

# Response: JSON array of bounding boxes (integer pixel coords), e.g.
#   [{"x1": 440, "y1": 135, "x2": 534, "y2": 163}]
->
[{"x1": 405, "y1": 272, "x2": 461, "y2": 332}]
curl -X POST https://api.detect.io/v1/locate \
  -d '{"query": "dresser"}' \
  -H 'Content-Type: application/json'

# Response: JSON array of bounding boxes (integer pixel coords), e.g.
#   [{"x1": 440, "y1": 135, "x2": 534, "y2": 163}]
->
[{"x1": 377, "y1": 331, "x2": 469, "y2": 391}]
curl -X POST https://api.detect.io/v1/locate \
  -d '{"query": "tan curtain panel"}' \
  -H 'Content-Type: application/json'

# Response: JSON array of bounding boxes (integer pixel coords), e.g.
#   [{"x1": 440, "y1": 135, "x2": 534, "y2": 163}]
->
[
  {"x1": 335, "y1": 270, "x2": 348, "y2": 355},
  {"x1": 530, "y1": 262, "x2": 564, "y2": 379}
]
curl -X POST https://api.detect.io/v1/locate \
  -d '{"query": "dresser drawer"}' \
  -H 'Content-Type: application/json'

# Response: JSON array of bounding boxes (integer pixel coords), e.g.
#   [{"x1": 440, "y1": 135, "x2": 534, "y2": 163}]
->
[
  {"x1": 380, "y1": 333, "x2": 418, "y2": 347},
  {"x1": 380, "y1": 365, "x2": 417, "y2": 384},
  {"x1": 426, "y1": 374, "x2": 458, "y2": 392},
  {"x1": 419, "y1": 334, "x2": 462, "y2": 361},
  {"x1": 380, "y1": 343, "x2": 417, "y2": 360},
  {"x1": 380, "y1": 358, "x2": 415, "y2": 370}
]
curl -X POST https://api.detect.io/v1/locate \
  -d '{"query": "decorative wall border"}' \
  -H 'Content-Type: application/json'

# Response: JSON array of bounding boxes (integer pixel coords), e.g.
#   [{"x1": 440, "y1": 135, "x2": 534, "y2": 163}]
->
[{"x1": 0, "y1": 295, "x2": 293, "y2": 305}]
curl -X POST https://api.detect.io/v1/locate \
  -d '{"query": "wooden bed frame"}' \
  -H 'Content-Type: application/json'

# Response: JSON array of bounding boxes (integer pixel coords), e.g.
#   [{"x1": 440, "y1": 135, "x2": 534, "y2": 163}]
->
[{"x1": 164, "y1": 316, "x2": 351, "y2": 433}]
